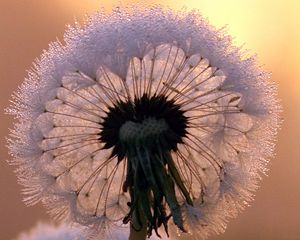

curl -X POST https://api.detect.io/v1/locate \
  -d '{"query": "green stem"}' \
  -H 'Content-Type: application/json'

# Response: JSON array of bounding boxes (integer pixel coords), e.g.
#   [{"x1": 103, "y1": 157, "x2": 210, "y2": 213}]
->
[
  {"x1": 129, "y1": 202, "x2": 148, "y2": 240},
  {"x1": 129, "y1": 223, "x2": 147, "y2": 240}
]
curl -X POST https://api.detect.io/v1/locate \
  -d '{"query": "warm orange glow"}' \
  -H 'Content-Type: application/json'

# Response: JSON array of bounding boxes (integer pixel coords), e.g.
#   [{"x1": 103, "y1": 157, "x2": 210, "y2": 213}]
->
[
  {"x1": 57, "y1": 0, "x2": 169, "y2": 14},
  {"x1": 168, "y1": 0, "x2": 300, "y2": 98}
]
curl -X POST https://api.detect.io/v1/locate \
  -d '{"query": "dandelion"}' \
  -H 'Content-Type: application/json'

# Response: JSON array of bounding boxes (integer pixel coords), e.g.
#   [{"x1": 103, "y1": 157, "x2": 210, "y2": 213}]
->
[
  {"x1": 16, "y1": 222, "x2": 85, "y2": 240},
  {"x1": 7, "y1": 5, "x2": 280, "y2": 240}
]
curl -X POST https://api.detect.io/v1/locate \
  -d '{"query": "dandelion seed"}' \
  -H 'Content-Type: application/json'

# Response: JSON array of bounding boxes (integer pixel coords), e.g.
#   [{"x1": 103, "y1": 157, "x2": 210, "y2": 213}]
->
[
  {"x1": 7, "y1": 5, "x2": 280, "y2": 240},
  {"x1": 16, "y1": 222, "x2": 85, "y2": 240}
]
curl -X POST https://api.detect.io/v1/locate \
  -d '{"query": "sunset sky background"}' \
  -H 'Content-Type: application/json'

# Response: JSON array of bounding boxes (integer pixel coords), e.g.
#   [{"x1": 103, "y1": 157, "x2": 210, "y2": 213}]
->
[{"x1": 1, "y1": 1, "x2": 299, "y2": 239}]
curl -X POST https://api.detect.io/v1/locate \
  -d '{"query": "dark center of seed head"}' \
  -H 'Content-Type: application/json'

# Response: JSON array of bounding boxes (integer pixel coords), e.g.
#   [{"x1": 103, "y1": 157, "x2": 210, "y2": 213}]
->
[{"x1": 100, "y1": 94, "x2": 188, "y2": 160}]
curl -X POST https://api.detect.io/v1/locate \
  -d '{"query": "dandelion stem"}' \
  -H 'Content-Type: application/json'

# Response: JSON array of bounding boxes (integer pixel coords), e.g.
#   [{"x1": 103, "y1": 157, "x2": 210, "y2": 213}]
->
[
  {"x1": 129, "y1": 224, "x2": 147, "y2": 240},
  {"x1": 129, "y1": 202, "x2": 147, "y2": 240}
]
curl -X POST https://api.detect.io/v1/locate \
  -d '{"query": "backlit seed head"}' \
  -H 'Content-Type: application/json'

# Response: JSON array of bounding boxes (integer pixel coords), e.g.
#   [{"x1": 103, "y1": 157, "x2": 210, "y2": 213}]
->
[{"x1": 7, "y1": 5, "x2": 280, "y2": 240}]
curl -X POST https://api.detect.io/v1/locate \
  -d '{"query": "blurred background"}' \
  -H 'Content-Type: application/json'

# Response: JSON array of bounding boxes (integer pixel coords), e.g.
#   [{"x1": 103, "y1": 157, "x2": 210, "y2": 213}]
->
[{"x1": 0, "y1": 0, "x2": 299, "y2": 239}]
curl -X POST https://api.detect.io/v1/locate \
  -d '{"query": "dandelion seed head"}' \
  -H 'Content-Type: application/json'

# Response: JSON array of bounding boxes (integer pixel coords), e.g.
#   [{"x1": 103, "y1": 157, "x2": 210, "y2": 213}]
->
[{"x1": 7, "y1": 5, "x2": 280, "y2": 240}]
